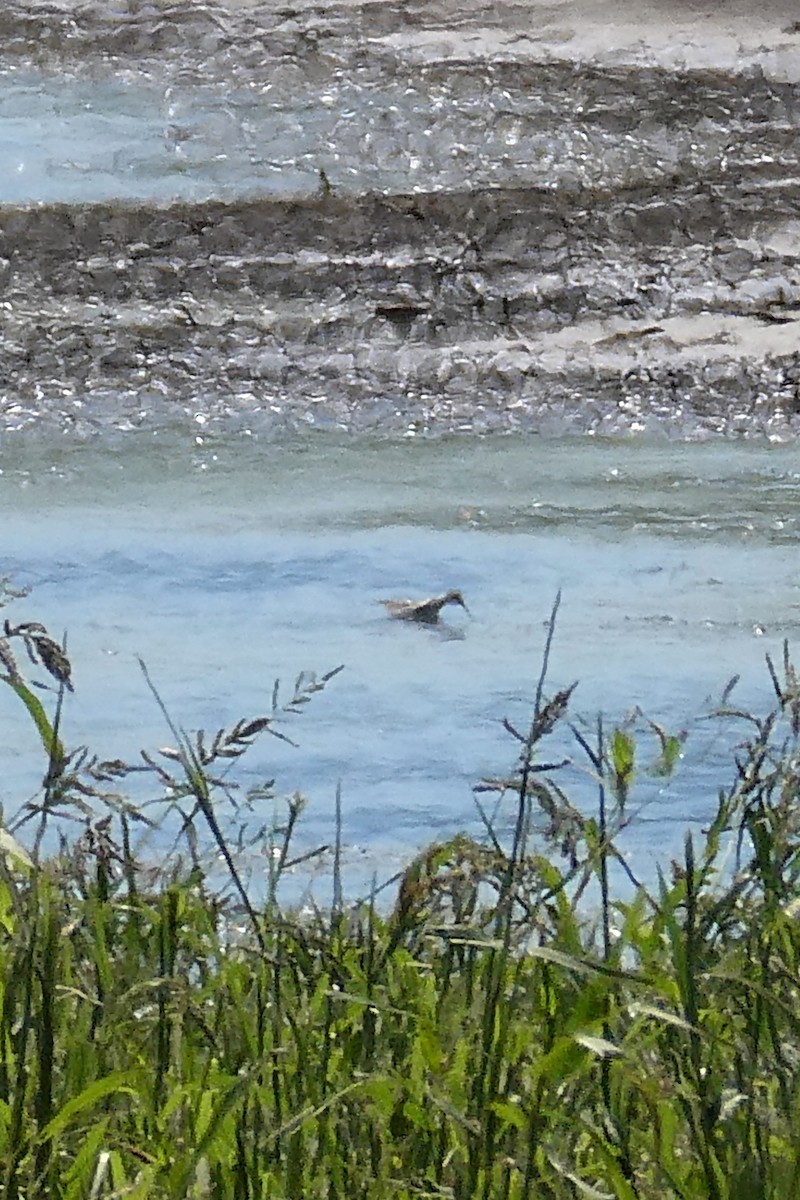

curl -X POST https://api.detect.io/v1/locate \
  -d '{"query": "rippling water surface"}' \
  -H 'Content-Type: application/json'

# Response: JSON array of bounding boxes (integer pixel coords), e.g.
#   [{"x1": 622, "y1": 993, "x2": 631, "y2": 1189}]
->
[
  {"x1": 2, "y1": 434, "x2": 798, "y2": 893},
  {"x1": 0, "y1": 60, "x2": 738, "y2": 203},
  {"x1": 2, "y1": 0, "x2": 800, "y2": 894}
]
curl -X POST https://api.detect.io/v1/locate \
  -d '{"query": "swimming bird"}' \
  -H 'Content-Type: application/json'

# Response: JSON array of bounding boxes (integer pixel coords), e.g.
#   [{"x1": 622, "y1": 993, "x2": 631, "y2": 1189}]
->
[{"x1": 380, "y1": 590, "x2": 469, "y2": 624}]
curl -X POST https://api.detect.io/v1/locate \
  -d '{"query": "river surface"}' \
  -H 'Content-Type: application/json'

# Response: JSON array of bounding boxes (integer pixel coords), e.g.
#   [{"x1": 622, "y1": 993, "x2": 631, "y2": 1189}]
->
[
  {"x1": 2, "y1": 0, "x2": 800, "y2": 896},
  {"x1": 1, "y1": 433, "x2": 797, "y2": 897}
]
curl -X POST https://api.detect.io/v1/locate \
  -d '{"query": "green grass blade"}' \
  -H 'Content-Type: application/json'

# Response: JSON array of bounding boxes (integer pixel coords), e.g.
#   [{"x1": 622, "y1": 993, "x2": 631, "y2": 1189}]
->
[{"x1": 0, "y1": 675, "x2": 64, "y2": 765}]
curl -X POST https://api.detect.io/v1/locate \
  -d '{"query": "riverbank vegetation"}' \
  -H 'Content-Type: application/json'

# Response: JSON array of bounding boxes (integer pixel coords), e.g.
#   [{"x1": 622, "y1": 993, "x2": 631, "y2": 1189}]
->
[{"x1": 0, "y1": 595, "x2": 798, "y2": 1199}]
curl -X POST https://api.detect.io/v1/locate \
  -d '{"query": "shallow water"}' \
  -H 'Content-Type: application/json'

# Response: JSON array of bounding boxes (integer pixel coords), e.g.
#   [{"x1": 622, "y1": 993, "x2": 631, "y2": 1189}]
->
[
  {"x1": 0, "y1": 59, "x2": 747, "y2": 205},
  {"x1": 1, "y1": 8, "x2": 800, "y2": 438},
  {"x1": 2, "y1": 0, "x2": 800, "y2": 897},
  {"x1": 2, "y1": 433, "x2": 796, "y2": 894}
]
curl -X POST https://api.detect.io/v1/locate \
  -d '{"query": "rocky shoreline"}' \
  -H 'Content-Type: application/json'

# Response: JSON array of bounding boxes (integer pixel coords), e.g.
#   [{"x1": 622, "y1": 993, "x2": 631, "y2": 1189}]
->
[{"x1": 2, "y1": 0, "x2": 800, "y2": 438}]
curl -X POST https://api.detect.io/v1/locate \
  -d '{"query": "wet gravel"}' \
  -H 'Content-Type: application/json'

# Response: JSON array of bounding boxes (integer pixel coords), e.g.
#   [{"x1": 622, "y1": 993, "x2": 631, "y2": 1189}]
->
[{"x1": 3, "y1": 0, "x2": 800, "y2": 439}]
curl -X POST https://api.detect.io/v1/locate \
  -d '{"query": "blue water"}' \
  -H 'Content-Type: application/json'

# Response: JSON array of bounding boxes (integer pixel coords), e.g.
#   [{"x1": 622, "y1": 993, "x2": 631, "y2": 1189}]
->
[
  {"x1": 0, "y1": 434, "x2": 795, "y2": 896},
  {"x1": 0, "y1": 70, "x2": 325, "y2": 202},
  {"x1": 0, "y1": 17, "x2": 795, "y2": 905},
  {"x1": 0, "y1": 62, "x2": 717, "y2": 203}
]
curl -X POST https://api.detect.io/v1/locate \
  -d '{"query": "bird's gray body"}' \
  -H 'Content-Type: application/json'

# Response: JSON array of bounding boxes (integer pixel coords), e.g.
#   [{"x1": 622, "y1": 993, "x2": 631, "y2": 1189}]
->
[{"x1": 380, "y1": 590, "x2": 469, "y2": 624}]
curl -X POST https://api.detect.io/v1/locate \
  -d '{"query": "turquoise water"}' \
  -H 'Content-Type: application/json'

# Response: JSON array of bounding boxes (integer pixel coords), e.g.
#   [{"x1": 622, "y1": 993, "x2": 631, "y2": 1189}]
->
[
  {"x1": 0, "y1": 62, "x2": 727, "y2": 204},
  {"x1": 1, "y1": 7, "x2": 798, "y2": 900},
  {"x1": 0, "y1": 69, "x2": 328, "y2": 202},
  {"x1": 1, "y1": 433, "x2": 796, "y2": 894}
]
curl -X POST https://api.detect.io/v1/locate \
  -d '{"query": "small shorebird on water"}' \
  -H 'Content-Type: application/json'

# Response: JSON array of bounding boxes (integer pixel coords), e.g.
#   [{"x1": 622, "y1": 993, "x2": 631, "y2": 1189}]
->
[{"x1": 380, "y1": 590, "x2": 469, "y2": 625}]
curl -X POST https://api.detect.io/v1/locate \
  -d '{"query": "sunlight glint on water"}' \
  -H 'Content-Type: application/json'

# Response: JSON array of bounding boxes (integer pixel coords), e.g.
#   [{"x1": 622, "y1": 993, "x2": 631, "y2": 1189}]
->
[{"x1": 0, "y1": 434, "x2": 796, "y2": 892}]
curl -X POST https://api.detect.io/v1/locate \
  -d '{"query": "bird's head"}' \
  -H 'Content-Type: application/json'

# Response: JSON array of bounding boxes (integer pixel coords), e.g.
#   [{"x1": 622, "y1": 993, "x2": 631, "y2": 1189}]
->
[{"x1": 444, "y1": 590, "x2": 469, "y2": 614}]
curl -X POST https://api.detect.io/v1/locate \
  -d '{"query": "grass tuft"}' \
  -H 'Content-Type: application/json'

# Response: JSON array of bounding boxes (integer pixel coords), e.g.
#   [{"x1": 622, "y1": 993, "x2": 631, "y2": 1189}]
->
[{"x1": 0, "y1": 607, "x2": 797, "y2": 1197}]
